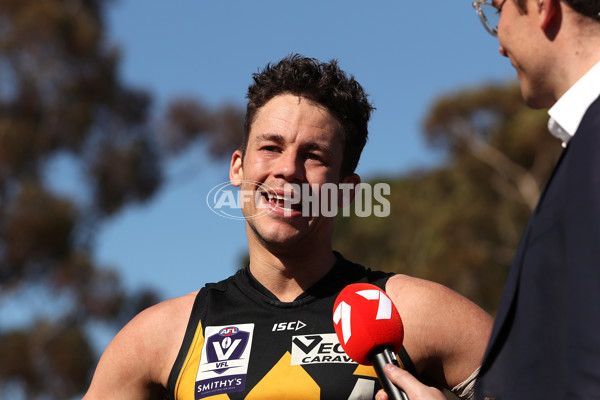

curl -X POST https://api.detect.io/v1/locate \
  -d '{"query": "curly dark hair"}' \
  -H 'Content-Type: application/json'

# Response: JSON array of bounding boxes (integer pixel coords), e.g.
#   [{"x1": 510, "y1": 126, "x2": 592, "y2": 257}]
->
[{"x1": 242, "y1": 54, "x2": 374, "y2": 178}]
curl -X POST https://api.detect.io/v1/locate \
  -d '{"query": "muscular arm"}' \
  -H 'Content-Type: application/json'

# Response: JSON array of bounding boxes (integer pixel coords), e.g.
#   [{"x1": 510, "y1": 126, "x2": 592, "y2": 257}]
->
[
  {"x1": 83, "y1": 292, "x2": 196, "y2": 400},
  {"x1": 386, "y1": 275, "x2": 492, "y2": 392}
]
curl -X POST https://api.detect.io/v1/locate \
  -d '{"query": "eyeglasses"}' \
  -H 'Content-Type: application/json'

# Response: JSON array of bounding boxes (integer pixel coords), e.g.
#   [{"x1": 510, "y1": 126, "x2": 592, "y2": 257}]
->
[{"x1": 472, "y1": 0, "x2": 501, "y2": 37}]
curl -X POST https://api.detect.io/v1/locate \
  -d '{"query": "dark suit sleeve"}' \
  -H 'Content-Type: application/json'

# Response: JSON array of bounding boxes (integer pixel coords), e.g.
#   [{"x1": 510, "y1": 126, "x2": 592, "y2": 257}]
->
[{"x1": 564, "y1": 103, "x2": 600, "y2": 395}]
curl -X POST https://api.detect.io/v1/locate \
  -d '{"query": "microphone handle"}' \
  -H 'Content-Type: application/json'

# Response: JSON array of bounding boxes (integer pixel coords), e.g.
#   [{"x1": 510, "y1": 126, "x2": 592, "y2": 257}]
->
[{"x1": 369, "y1": 346, "x2": 409, "y2": 400}]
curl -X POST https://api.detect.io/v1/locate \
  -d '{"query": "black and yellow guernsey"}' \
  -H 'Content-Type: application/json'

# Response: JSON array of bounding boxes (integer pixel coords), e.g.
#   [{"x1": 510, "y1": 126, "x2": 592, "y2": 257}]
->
[{"x1": 166, "y1": 252, "x2": 415, "y2": 400}]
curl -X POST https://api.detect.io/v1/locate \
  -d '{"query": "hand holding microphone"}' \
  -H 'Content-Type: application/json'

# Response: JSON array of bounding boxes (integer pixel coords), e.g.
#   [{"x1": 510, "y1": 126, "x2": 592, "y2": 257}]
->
[
  {"x1": 332, "y1": 283, "x2": 408, "y2": 400},
  {"x1": 376, "y1": 364, "x2": 447, "y2": 400}
]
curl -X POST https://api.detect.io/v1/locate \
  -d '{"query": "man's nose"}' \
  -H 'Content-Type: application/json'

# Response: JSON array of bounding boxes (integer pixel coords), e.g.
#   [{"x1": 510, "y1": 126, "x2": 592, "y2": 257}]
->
[{"x1": 274, "y1": 151, "x2": 304, "y2": 182}]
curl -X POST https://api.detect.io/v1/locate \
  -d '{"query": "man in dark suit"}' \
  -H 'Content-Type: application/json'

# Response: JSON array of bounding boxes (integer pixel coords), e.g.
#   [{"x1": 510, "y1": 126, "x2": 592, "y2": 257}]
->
[{"x1": 376, "y1": 0, "x2": 600, "y2": 399}]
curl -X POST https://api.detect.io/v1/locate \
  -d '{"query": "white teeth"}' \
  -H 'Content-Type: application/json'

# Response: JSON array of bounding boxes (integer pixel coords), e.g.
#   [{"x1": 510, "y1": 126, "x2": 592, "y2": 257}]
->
[
  {"x1": 266, "y1": 193, "x2": 293, "y2": 201},
  {"x1": 264, "y1": 192, "x2": 299, "y2": 212}
]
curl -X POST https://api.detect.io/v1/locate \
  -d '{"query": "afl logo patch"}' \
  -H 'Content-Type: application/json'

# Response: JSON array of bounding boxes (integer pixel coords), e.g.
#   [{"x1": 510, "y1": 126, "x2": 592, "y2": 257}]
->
[{"x1": 219, "y1": 326, "x2": 239, "y2": 336}]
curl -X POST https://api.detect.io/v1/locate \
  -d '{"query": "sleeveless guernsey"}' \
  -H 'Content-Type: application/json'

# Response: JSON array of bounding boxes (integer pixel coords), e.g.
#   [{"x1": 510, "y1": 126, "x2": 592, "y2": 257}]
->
[{"x1": 166, "y1": 253, "x2": 415, "y2": 400}]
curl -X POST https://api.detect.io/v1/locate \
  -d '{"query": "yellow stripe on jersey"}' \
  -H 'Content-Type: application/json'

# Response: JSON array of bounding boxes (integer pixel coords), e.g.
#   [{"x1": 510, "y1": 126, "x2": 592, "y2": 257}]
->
[
  {"x1": 246, "y1": 351, "x2": 320, "y2": 399},
  {"x1": 353, "y1": 364, "x2": 378, "y2": 378},
  {"x1": 175, "y1": 321, "x2": 230, "y2": 400}
]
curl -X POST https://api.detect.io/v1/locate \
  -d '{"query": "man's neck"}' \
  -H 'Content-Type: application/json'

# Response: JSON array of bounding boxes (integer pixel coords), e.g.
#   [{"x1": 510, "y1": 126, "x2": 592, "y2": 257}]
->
[
  {"x1": 247, "y1": 245, "x2": 337, "y2": 302},
  {"x1": 555, "y1": 54, "x2": 600, "y2": 101},
  {"x1": 551, "y1": 14, "x2": 600, "y2": 102}
]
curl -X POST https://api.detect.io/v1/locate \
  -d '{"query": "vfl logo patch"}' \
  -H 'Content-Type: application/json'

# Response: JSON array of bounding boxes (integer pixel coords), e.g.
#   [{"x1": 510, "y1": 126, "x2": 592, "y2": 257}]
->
[
  {"x1": 195, "y1": 324, "x2": 254, "y2": 399},
  {"x1": 290, "y1": 333, "x2": 354, "y2": 365}
]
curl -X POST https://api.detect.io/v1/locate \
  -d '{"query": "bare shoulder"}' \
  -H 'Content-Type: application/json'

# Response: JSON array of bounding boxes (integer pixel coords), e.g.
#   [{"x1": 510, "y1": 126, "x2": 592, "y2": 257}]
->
[
  {"x1": 385, "y1": 274, "x2": 490, "y2": 324},
  {"x1": 113, "y1": 290, "x2": 200, "y2": 379},
  {"x1": 133, "y1": 290, "x2": 199, "y2": 340},
  {"x1": 385, "y1": 274, "x2": 492, "y2": 389},
  {"x1": 130, "y1": 290, "x2": 199, "y2": 366},
  {"x1": 84, "y1": 290, "x2": 199, "y2": 399}
]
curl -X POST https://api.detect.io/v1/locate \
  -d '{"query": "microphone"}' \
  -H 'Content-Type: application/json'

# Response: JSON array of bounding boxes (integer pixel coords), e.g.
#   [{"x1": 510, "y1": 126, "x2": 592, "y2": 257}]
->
[{"x1": 333, "y1": 283, "x2": 408, "y2": 400}]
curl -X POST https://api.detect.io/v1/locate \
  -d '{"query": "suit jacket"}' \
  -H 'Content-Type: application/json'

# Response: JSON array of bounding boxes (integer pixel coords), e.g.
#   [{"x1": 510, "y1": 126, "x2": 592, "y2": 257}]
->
[{"x1": 475, "y1": 95, "x2": 600, "y2": 399}]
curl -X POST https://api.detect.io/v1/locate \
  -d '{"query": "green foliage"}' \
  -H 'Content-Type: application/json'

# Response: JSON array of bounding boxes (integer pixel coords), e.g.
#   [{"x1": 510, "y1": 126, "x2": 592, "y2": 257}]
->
[
  {"x1": 0, "y1": 1, "x2": 244, "y2": 398},
  {"x1": 335, "y1": 83, "x2": 561, "y2": 313},
  {"x1": 0, "y1": 322, "x2": 95, "y2": 398}
]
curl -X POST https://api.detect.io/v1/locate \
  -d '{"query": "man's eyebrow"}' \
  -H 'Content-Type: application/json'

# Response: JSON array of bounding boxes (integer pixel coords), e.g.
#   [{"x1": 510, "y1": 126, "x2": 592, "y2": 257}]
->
[
  {"x1": 253, "y1": 133, "x2": 334, "y2": 155},
  {"x1": 254, "y1": 133, "x2": 284, "y2": 143},
  {"x1": 302, "y1": 141, "x2": 333, "y2": 156}
]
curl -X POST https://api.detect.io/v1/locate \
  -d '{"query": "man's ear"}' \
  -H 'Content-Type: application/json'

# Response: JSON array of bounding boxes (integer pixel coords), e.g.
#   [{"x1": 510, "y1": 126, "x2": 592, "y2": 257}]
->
[
  {"x1": 338, "y1": 173, "x2": 361, "y2": 208},
  {"x1": 539, "y1": 0, "x2": 560, "y2": 34},
  {"x1": 230, "y1": 150, "x2": 243, "y2": 187}
]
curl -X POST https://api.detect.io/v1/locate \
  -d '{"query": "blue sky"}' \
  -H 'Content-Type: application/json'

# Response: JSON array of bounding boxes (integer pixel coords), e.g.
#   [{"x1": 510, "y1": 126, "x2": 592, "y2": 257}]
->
[{"x1": 98, "y1": 0, "x2": 515, "y2": 301}]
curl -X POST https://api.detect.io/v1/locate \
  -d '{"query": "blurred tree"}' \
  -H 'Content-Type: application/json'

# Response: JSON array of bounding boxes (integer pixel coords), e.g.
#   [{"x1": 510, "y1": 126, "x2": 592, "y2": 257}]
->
[
  {"x1": 0, "y1": 0, "x2": 243, "y2": 398},
  {"x1": 334, "y1": 83, "x2": 562, "y2": 313}
]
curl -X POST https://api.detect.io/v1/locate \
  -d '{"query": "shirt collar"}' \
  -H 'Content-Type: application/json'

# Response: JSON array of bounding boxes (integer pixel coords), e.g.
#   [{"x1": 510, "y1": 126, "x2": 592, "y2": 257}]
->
[{"x1": 548, "y1": 60, "x2": 600, "y2": 147}]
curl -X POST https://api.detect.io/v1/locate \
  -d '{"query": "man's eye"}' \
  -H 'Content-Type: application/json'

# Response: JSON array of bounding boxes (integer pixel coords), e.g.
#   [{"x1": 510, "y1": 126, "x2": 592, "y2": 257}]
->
[{"x1": 306, "y1": 153, "x2": 327, "y2": 164}]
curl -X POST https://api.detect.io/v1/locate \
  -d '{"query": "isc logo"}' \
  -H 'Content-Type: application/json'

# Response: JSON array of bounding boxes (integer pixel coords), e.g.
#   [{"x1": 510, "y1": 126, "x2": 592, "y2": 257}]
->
[
  {"x1": 272, "y1": 320, "x2": 307, "y2": 332},
  {"x1": 219, "y1": 326, "x2": 239, "y2": 336}
]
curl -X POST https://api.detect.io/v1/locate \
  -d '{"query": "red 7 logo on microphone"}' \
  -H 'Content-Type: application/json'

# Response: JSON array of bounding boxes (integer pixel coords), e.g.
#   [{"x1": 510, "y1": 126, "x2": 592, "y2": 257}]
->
[
  {"x1": 333, "y1": 287, "x2": 393, "y2": 345},
  {"x1": 356, "y1": 289, "x2": 393, "y2": 320},
  {"x1": 332, "y1": 283, "x2": 404, "y2": 366}
]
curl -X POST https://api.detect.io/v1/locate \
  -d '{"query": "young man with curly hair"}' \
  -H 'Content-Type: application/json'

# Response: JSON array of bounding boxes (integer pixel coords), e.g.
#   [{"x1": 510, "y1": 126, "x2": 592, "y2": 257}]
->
[{"x1": 84, "y1": 55, "x2": 492, "y2": 400}]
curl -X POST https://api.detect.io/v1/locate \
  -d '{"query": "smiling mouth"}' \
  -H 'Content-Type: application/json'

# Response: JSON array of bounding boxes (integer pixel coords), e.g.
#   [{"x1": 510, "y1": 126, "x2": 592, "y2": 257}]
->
[{"x1": 261, "y1": 191, "x2": 303, "y2": 213}]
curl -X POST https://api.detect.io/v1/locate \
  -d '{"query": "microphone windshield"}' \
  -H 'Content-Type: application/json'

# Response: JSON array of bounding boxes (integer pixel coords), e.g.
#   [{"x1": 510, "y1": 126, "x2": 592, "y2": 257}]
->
[{"x1": 332, "y1": 283, "x2": 404, "y2": 365}]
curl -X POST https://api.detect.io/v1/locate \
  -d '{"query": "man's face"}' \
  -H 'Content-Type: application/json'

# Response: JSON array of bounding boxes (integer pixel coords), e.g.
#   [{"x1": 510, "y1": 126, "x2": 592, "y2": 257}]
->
[
  {"x1": 230, "y1": 94, "x2": 357, "y2": 249},
  {"x1": 496, "y1": 0, "x2": 557, "y2": 108}
]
